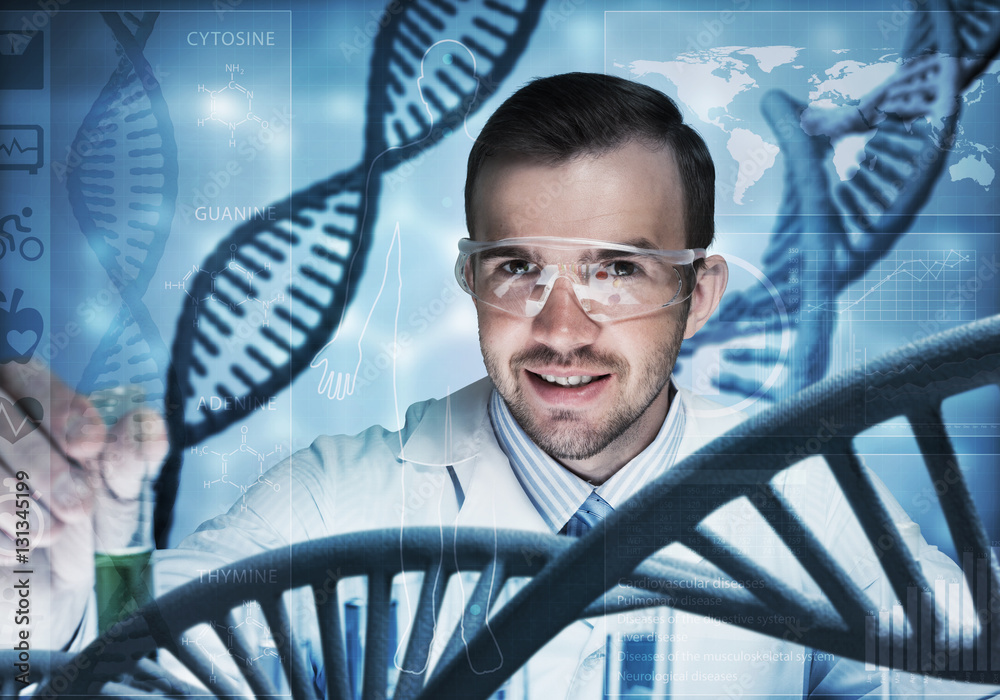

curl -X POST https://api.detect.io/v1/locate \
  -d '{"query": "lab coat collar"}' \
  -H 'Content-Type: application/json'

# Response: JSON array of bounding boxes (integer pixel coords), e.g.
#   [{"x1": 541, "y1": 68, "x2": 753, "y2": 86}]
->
[
  {"x1": 392, "y1": 376, "x2": 550, "y2": 533},
  {"x1": 394, "y1": 377, "x2": 495, "y2": 467}
]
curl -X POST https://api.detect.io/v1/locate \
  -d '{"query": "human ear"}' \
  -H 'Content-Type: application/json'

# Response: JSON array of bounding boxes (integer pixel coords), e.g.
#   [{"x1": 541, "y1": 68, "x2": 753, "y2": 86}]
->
[{"x1": 683, "y1": 255, "x2": 728, "y2": 339}]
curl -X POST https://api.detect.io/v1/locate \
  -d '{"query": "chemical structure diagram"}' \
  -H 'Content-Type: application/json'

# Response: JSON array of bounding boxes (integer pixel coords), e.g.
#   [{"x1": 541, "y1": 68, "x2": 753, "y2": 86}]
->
[
  {"x1": 190, "y1": 424, "x2": 283, "y2": 512},
  {"x1": 165, "y1": 244, "x2": 285, "y2": 328},
  {"x1": 180, "y1": 600, "x2": 283, "y2": 687},
  {"x1": 198, "y1": 64, "x2": 269, "y2": 147}
]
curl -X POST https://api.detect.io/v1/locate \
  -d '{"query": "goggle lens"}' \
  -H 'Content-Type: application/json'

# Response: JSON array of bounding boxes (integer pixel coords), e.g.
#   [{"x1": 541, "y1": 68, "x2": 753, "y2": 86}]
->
[{"x1": 456, "y1": 238, "x2": 704, "y2": 322}]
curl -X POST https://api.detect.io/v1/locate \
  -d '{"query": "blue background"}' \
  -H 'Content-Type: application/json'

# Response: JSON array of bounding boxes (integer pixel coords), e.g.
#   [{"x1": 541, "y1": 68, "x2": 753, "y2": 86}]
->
[{"x1": 0, "y1": 0, "x2": 997, "y2": 565}]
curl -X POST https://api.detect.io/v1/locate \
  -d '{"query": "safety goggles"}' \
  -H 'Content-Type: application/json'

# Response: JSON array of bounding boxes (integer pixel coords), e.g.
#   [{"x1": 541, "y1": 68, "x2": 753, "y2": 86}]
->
[{"x1": 455, "y1": 236, "x2": 706, "y2": 322}]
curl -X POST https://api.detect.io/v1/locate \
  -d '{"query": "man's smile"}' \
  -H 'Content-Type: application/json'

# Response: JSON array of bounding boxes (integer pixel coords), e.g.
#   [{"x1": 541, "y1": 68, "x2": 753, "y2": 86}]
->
[
  {"x1": 536, "y1": 373, "x2": 597, "y2": 386},
  {"x1": 523, "y1": 369, "x2": 613, "y2": 405}
]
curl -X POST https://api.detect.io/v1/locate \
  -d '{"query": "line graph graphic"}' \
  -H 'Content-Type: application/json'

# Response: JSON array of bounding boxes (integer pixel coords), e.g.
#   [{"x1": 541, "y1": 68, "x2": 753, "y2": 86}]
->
[
  {"x1": 802, "y1": 249, "x2": 977, "y2": 321},
  {"x1": 0, "y1": 125, "x2": 43, "y2": 173},
  {"x1": 0, "y1": 137, "x2": 33, "y2": 156}
]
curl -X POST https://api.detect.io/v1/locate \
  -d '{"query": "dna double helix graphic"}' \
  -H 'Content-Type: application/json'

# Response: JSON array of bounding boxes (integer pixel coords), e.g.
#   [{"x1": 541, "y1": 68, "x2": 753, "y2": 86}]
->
[
  {"x1": 50, "y1": 9, "x2": 179, "y2": 649},
  {"x1": 679, "y1": 1, "x2": 1000, "y2": 400},
  {"x1": 67, "y1": 11, "x2": 177, "y2": 414},
  {"x1": 158, "y1": 0, "x2": 546, "y2": 543}
]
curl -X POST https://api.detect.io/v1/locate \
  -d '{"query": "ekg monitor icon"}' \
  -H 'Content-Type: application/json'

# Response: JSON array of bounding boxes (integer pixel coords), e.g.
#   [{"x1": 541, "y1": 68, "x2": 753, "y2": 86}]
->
[{"x1": 0, "y1": 125, "x2": 43, "y2": 174}]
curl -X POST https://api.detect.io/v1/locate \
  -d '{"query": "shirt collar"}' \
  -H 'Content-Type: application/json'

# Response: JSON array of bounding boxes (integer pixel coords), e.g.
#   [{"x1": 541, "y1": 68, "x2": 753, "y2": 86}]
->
[{"x1": 488, "y1": 381, "x2": 688, "y2": 533}]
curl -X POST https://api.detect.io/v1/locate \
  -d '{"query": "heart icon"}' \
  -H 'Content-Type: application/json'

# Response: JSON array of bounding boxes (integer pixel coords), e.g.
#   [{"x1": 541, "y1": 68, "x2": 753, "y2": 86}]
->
[
  {"x1": 0, "y1": 396, "x2": 43, "y2": 444},
  {"x1": 7, "y1": 330, "x2": 38, "y2": 357}
]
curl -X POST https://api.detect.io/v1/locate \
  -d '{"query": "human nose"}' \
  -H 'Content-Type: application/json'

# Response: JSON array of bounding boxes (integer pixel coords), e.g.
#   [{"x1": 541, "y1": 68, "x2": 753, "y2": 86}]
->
[{"x1": 530, "y1": 276, "x2": 601, "y2": 352}]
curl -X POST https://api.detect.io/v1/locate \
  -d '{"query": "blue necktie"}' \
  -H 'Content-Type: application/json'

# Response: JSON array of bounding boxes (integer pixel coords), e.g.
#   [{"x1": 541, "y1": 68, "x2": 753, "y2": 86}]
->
[{"x1": 560, "y1": 490, "x2": 614, "y2": 537}]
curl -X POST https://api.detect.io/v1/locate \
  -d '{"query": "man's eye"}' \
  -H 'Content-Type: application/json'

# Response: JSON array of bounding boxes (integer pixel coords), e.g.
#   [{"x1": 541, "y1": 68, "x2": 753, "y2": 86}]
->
[
  {"x1": 501, "y1": 259, "x2": 536, "y2": 275},
  {"x1": 607, "y1": 260, "x2": 638, "y2": 277}
]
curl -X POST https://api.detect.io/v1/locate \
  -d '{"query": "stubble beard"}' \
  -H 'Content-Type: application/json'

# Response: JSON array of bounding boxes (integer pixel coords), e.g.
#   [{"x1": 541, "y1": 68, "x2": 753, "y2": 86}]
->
[{"x1": 481, "y1": 320, "x2": 687, "y2": 461}]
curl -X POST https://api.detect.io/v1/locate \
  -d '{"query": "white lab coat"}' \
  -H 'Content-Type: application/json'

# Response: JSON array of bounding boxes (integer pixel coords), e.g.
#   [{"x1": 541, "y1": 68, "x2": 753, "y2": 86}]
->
[{"x1": 154, "y1": 377, "x2": 993, "y2": 698}]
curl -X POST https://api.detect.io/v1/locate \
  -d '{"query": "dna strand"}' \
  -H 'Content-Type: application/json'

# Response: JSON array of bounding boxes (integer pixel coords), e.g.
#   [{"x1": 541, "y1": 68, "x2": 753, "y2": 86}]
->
[
  {"x1": 158, "y1": 0, "x2": 545, "y2": 543},
  {"x1": 680, "y1": 1, "x2": 1000, "y2": 401},
  {"x1": 53, "y1": 9, "x2": 177, "y2": 654},
  {"x1": 37, "y1": 318, "x2": 1000, "y2": 698},
  {"x1": 66, "y1": 11, "x2": 177, "y2": 413},
  {"x1": 427, "y1": 316, "x2": 1000, "y2": 696}
]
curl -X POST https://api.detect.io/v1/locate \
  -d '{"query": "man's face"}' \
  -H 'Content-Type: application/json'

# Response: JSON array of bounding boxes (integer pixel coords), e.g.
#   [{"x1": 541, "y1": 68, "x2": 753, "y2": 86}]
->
[{"x1": 470, "y1": 141, "x2": 694, "y2": 479}]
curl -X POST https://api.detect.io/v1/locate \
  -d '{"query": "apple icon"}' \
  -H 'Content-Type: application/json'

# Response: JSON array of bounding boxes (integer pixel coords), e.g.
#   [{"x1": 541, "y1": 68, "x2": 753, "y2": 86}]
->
[{"x1": 0, "y1": 288, "x2": 43, "y2": 364}]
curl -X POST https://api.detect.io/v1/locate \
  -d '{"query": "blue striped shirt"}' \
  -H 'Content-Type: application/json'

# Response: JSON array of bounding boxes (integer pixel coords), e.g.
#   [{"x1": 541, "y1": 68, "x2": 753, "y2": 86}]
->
[{"x1": 488, "y1": 384, "x2": 688, "y2": 533}]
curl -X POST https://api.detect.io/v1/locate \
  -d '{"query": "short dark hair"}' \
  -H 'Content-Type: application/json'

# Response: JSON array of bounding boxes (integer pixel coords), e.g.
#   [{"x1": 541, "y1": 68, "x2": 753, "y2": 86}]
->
[{"x1": 465, "y1": 72, "x2": 715, "y2": 250}]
